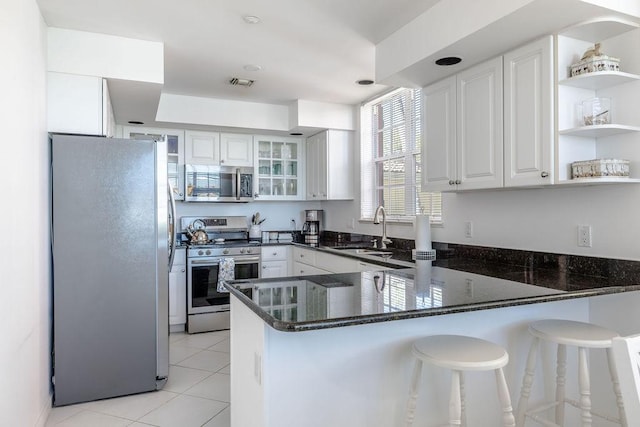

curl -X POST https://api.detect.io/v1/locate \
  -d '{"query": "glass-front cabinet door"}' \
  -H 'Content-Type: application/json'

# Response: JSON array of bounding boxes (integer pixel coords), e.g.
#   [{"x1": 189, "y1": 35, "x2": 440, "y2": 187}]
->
[
  {"x1": 255, "y1": 135, "x2": 304, "y2": 200},
  {"x1": 122, "y1": 126, "x2": 185, "y2": 201}
]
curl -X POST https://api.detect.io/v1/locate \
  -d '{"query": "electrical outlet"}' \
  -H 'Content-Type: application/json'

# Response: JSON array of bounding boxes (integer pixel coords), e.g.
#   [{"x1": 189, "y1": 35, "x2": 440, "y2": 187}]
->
[
  {"x1": 577, "y1": 225, "x2": 592, "y2": 247},
  {"x1": 464, "y1": 221, "x2": 473, "y2": 238}
]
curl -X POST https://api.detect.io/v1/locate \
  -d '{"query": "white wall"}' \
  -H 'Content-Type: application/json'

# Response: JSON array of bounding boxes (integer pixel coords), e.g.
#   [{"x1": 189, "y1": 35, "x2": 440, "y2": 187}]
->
[
  {"x1": 321, "y1": 114, "x2": 640, "y2": 261},
  {"x1": 0, "y1": 0, "x2": 51, "y2": 425}
]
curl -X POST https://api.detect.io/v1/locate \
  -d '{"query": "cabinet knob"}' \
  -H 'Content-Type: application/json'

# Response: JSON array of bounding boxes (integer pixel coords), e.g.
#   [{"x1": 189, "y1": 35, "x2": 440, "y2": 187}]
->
[
  {"x1": 455, "y1": 179, "x2": 461, "y2": 185},
  {"x1": 181, "y1": 269, "x2": 185, "y2": 273},
  {"x1": 541, "y1": 171, "x2": 549, "y2": 178},
  {"x1": 254, "y1": 193, "x2": 260, "y2": 198},
  {"x1": 449, "y1": 180, "x2": 455, "y2": 185},
  {"x1": 312, "y1": 194, "x2": 317, "y2": 197},
  {"x1": 220, "y1": 159, "x2": 225, "y2": 163},
  {"x1": 262, "y1": 265, "x2": 267, "y2": 269},
  {"x1": 300, "y1": 254, "x2": 304, "y2": 258},
  {"x1": 272, "y1": 252, "x2": 277, "y2": 256}
]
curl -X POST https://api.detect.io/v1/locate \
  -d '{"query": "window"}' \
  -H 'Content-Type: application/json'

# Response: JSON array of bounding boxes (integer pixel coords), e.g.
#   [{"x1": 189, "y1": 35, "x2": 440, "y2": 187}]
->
[{"x1": 361, "y1": 88, "x2": 442, "y2": 223}]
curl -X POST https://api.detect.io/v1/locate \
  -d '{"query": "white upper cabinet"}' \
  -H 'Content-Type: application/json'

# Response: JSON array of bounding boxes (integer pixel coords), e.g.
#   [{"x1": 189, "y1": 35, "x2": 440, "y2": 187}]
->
[
  {"x1": 504, "y1": 36, "x2": 554, "y2": 187},
  {"x1": 422, "y1": 76, "x2": 457, "y2": 192},
  {"x1": 47, "y1": 72, "x2": 115, "y2": 137},
  {"x1": 456, "y1": 56, "x2": 504, "y2": 190},
  {"x1": 255, "y1": 135, "x2": 304, "y2": 200},
  {"x1": 184, "y1": 130, "x2": 220, "y2": 165},
  {"x1": 422, "y1": 57, "x2": 503, "y2": 192},
  {"x1": 122, "y1": 126, "x2": 186, "y2": 200},
  {"x1": 220, "y1": 133, "x2": 253, "y2": 166},
  {"x1": 306, "y1": 130, "x2": 354, "y2": 200},
  {"x1": 184, "y1": 131, "x2": 255, "y2": 166}
]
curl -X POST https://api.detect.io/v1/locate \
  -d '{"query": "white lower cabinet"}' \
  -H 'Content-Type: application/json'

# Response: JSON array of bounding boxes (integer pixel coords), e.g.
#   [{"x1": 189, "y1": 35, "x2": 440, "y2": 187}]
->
[
  {"x1": 169, "y1": 248, "x2": 186, "y2": 330},
  {"x1": 261, "y1": 246, "x2": 290, "y2": 278},
  {"x1": 292, "y1": 246, "x2": 390, "y2": 276}
]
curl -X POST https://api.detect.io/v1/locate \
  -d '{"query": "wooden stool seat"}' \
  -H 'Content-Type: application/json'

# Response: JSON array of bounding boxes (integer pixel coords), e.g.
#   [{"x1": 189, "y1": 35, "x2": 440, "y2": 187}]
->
[
  {"x1": 516, "y1": 319, "x2": 626, "y2": 427},
  {"x1": 406, "y1": 335, "x2": 515, "y2": 427}
]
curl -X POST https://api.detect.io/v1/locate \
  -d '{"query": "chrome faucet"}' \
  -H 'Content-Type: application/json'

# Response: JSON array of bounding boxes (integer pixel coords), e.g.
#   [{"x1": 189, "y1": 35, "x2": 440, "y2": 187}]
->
[{"x1": 373, "y1": 205, "x2": 392, "y2": 249}]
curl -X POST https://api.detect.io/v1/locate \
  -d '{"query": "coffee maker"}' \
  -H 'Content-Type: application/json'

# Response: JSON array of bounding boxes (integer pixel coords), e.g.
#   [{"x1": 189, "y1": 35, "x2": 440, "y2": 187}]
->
[{"x1": 302, "y1": 209, "x2": 322, "y2": 246}]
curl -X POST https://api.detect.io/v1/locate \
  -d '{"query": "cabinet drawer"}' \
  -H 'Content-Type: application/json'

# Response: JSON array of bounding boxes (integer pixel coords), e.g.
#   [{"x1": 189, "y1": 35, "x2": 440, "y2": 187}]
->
[
  {"x1": 293, "y1": 261, "x2": 329, "y2": 276},
  {"x1": 261, "y1": 245, "x2": 288, "y2": 261},
  {"x1": 292, "y1": 247, "x2": 316, "y2": 265}
]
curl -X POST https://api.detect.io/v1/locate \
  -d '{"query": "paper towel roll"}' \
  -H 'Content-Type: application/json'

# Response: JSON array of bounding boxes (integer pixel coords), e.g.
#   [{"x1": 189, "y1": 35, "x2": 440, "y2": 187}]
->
[{"x1": 414, "y1": 214, "x2": 432, "y2": 251}]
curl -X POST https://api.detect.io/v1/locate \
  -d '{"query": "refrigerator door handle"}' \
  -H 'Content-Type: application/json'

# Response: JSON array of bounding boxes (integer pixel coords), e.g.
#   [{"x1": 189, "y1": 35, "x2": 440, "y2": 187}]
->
[{"x1": 168, "y1": 180, "x2": 177, "y2": 270}]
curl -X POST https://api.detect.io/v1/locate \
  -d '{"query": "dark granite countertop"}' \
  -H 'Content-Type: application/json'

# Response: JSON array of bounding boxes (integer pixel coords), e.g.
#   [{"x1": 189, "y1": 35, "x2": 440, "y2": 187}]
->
[
  {"x1": 214, "y1": 235, "x2": 640, "y2": 332},
  {"x1": 226, "y1": 260, "x2": 640, "y2": 332}
]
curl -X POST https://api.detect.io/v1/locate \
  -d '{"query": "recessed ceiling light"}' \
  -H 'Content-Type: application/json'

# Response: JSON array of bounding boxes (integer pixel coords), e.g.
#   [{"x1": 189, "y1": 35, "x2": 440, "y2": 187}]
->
[
  {"x1": 435, "y1": 56, "x2": 462, "y2": 66},
  {"x1": 357, "y1": 79, "x2": 375, "y2": 85},
  {"x1": 243, "y1": 15, "x2": 261, "y2": 24},
  {"x1": 243, "y1": 64, "x2": 262, "y2": 72},
  {"x1": 128, "y1": 120, "x2": 144, "y2": 125}
]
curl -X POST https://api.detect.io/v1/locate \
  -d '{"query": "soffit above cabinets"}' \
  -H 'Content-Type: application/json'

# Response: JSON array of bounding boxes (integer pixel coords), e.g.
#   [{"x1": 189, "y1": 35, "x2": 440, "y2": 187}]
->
[{"x1": 375, "y1": 0, "x2": 640, "y2": 89}]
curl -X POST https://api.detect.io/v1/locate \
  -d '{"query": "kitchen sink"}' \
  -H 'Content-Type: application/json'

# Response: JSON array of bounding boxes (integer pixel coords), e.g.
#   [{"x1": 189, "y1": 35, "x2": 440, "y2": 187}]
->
[{"x1": 331, "y1": 247, "x2": 394, "y2": 259}]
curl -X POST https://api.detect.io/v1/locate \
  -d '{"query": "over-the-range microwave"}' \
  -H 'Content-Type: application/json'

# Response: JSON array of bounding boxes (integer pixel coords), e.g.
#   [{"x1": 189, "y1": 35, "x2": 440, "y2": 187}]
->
[{"x1": 184, "y1": 165, "x2": 254, "y2": 202}]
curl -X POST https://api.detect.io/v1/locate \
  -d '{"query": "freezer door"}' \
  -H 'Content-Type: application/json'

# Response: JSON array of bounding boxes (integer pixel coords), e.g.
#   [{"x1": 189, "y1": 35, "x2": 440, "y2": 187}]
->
[{"x1": 51, "y1": 134, "x2": 168, "y2": 406}]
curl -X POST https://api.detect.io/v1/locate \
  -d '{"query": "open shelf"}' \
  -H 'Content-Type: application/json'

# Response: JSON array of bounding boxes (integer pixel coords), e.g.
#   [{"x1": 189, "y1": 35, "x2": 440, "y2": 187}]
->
[
  {"x1": 560, "y1": 16, "x2": 640, "y2": 42},
  {"x1": 559, "y1": 71, "x2": 640, "y2": 90},
  {"x1": 559, "y1": 124, "x2": 640, "y2": 138},
  {"x1": 556, "y1": 177, "x2": 640, "y2": 186}
]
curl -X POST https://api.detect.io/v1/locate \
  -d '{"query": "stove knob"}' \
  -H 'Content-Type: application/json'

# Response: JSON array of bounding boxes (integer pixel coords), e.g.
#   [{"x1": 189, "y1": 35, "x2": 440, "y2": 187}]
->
[
  {"x1": 223, "y1": 249, "x2": 230, "y2": 255},
  {"x1": 205, "y1": 250, "x2": 211, "y2": 255},
  {"x1": 240, "y1": 248, "x2": 246, "y2": 254},
  {"x1": 198, "y1": 250, "x2": 204, "y2": 256},
  {"x1": 246, "y1": 248, "x2": 252, "y2": 254}
]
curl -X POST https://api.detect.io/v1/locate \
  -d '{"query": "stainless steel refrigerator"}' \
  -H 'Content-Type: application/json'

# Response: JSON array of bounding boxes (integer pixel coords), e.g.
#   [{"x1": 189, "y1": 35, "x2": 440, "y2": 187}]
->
[{"x1": 51, "y1": 134, "x2": 176, "y2": 406}]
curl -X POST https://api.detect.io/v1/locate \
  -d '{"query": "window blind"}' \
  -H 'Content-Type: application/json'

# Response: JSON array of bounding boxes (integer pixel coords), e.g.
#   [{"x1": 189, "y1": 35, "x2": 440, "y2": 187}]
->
[{"x1": 361, "y1": 88, "x2": 442, "y2": 223}]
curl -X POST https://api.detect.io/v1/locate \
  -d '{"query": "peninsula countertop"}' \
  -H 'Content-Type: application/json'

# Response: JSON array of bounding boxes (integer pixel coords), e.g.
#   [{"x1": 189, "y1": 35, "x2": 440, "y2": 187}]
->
[{"x1": 225, "y1": 260, "x2": 640, "y2": 332}]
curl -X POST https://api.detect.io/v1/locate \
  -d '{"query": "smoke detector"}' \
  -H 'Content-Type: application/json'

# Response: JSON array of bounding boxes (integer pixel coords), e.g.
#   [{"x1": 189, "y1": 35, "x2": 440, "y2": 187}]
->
[{"x1": 230, "y1": 77, "x2": 255, "y2": 87}]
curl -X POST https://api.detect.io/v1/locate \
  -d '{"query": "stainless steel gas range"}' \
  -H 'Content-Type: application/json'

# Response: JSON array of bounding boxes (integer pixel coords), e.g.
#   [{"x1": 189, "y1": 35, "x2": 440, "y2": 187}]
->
[{"x1": 180, "y1": 216, "x2": 259, "y2": 333}]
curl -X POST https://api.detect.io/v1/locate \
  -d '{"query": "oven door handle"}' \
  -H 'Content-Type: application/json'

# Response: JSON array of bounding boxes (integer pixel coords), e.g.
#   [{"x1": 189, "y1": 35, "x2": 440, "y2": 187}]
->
[
  {"x1": 234, "y1": 256, "x2": 261, "y2": 264},
  {"x1": 189, "y1": 256, "x2": 261, "y2": 265}
]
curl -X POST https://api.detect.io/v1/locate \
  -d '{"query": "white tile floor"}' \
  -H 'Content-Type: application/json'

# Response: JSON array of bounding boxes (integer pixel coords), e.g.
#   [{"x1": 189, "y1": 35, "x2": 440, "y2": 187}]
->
[{"x1": 46, "y1": 331, "x2": 232, "y2": 427}]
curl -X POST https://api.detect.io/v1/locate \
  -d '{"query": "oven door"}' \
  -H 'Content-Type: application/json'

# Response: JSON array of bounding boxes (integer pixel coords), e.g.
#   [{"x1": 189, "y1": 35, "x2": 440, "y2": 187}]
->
[{"x1": 187, "y1": 255, "x2": 260, "y2": 314}]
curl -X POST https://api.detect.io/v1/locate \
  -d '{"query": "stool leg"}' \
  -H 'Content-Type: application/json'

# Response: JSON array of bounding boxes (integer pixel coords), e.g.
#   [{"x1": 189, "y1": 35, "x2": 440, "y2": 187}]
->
[
  {"x1": 460, "y1": 372, "x2": 466, "y2": 427},
  {"x1": 578, "y1": 347, "x2": 592, "y2": 427},
  {"x1": 517, "y1": 336, "x2": 540, "y2": 426},
  {"x1": 449, "y1": 370, "x2": 462, "y2": 427},
  {"x1": 405, "y1": 359, "x2": 423, "y2": 427},
  {"x1": 495, "y1": 367, "x2": 516, "y2": 427},
  {"x1": 555, "y1": 344, "x2": 567, "y2": 425},
  {"x1": 606, "y1": 347, "x2": 627, "y2": 427}
]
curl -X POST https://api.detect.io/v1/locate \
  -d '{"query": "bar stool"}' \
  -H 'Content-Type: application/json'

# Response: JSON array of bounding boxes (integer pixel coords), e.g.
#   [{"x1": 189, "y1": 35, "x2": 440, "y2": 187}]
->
[
  {"x1": 516, "y1": 319, "x2": 627, "y2": 427},
  {"x1": 405, "y1": 335, "x2": 516, "y2": 427}
]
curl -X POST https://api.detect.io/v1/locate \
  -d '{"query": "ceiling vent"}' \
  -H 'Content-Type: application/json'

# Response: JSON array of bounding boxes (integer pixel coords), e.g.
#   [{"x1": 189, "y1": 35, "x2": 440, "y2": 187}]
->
[{"x1": 230, "y1": 77, "x2": 255, "y2": 87}]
